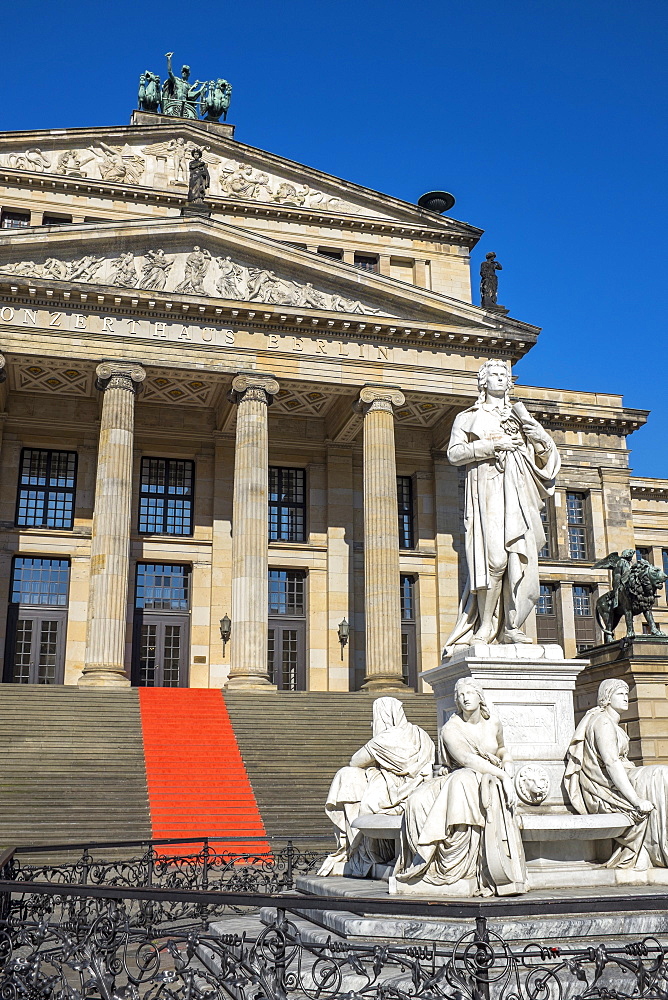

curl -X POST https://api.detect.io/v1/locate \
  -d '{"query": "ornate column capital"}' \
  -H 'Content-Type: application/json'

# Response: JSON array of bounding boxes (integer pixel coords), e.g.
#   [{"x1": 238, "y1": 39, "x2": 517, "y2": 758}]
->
[
  {"x1": 229, "y1": 372, "x2": 279, "y2": 406},
  {"x1": 96, "y1": 361, "x2": 146, "y2": 394},
  {"x1": 356, "y1": 384, "x2": 405, "y2": 416}
]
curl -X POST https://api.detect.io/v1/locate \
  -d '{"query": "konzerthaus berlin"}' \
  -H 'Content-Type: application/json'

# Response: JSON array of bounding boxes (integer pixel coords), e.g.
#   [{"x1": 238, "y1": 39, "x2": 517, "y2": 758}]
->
[{"x1": 0, "y1": 106, "x2": 665, "y2": 693}]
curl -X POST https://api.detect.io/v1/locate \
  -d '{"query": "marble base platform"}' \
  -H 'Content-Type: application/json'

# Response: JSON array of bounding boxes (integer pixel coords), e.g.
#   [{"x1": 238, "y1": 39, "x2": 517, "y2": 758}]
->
[
  {"x1": 290, "y1": 874, "x2": 668, "y2": 947},
  {"x1": 421, "y1": 643, "x2": 587, "y2": 808}
]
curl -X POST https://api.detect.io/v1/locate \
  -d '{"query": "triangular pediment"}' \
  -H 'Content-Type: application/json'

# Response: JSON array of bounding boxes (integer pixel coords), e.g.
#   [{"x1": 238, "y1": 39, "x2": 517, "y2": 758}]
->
[
  {"x1": 0, "y1": 217, "x2": 538, "y2": 338},
  {"x1": 0, "y1": 121, "x2": 480, "y2": 239}
]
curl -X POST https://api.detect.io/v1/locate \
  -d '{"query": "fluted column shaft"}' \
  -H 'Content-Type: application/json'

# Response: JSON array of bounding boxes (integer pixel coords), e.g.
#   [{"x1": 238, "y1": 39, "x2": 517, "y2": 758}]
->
[
  {"x1": 226, "y1": 372, "x2": 279, "y2": 689},
  {"x1": 359, "y1": 385, "x2": 407, "y2": 691},
  {"x1": 79, "y1": 362, "x2": 145, "y2": 687}
]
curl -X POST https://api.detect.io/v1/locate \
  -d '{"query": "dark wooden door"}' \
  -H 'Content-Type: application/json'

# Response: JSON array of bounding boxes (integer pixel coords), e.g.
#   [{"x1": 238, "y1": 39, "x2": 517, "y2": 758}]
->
[
  {"x1": 268, "y1": 619, "x2": 306, "y2": 691},
  {"x1": 4, "y1": 607, "x2": 67, "y2": 684},
  {"x1": 132, "y1": 613, "x2": 190, "y2": 687}
]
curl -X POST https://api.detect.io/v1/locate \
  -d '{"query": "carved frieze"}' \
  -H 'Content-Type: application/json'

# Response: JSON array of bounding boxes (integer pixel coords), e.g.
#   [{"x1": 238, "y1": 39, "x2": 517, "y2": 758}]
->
[
  {"x1": 0, "y1": 250, "x2": 384, "y2": 315},
  {"x1": 0, "y1": 140, "x2": 383, "y2": 215}
]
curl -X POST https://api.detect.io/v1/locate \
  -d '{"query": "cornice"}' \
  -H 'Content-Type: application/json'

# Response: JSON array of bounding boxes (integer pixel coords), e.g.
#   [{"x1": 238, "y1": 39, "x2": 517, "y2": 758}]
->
[
  {"x1": 0, "y1": 275, "x2": 537, "y2": 361},
  {"x1": 631, "y1": 478, "x2": 668, "y2": 500},
  {"x1": 523, "y1": 401, "x2": 648, "y2": 437},
  {"x1": 0, "y1": 165, "x2": 478, "y2": 246},
  {"x1": 0, "y1": 121, "x2": 483, "y2": 243}
]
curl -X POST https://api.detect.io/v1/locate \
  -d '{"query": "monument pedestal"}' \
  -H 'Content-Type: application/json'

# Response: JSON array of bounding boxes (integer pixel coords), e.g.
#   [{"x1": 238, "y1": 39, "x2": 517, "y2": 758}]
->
[
  {"x1": 574, "y1": 638, "x2": 668, "y2": 765},
  {"x1": 422, "y1": 643, "x2": 587, "y2": 808}
]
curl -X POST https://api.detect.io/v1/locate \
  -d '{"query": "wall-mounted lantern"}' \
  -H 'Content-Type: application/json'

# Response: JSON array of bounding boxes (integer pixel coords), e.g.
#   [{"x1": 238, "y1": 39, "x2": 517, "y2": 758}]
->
[
  {"x1": 220, "y1": 614, "x2": 232, "y2": 656},
  {"x1": 337, "y1": 618, "x2": 350, "y2": 660}
]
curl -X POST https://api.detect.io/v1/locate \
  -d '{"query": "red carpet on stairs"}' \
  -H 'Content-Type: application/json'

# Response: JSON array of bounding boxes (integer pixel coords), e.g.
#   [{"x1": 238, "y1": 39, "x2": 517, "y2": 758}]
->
[{"x1": 139, "y1": 689, "x2": 268, "y2": 854}]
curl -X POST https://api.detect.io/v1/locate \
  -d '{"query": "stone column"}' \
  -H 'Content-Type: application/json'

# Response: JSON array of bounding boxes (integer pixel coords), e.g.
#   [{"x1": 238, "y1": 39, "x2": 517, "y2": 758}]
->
[
  {"x1": 226, "y1": 372, "x2": 279, "y2": 690},
  {"x1": 358, "y1": 385, "x2": 407, "y2": 691},
  {"x1": 79, "y1": 362, "x2": 145, "y2": 687}
]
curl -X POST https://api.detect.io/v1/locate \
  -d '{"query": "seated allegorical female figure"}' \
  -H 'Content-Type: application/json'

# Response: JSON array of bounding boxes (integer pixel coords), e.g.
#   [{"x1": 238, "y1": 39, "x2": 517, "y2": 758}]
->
[
  {"x1": 318, "y1": 697, "x2": 435, "y2": 877},
  {"x1": 394, "y1": 678, "x2": 527, "y2": 896},
  {"x1": 565, "y1": 678, "x2": 668, "y2": 870}
]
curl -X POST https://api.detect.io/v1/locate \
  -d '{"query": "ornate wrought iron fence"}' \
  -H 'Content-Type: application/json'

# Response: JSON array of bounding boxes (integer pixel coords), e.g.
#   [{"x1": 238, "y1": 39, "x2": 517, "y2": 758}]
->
[{"x1": 0, "y1": 896, "x2": 667, "y2": 1000}]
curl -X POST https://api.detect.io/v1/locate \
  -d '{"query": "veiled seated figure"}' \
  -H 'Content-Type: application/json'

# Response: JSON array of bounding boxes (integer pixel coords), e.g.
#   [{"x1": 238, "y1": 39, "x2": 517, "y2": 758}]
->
[
  {"x1": 565, "y1": 678, "x2": 668, "y2": 871},
  {"x1": 394, "y1": 678, "x2": 527, "y2": 896},
  {"x1": 318, "y1": 697, "x2": 435, "y2": 877}
]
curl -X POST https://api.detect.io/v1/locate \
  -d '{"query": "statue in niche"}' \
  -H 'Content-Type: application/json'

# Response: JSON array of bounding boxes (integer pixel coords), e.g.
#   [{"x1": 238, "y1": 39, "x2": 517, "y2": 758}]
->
[
  {"x1": 480, "y1": 251, "x2": 503, "y2": 308},
  {"x1": 202, "y1": 79, "x2": 232, "y2": 122},
  {"x1": 187, "y1": 148, "x2": 210, "y2": 204},
  {"x1": 594, "y1": 550, "x2": 668, "y2": 643},
  {"x1": 566, "y1": 678, "x2": 668, "y2": 870},
  {"x1": 175, "y1": 246, "x2": 212, "y2": 294},
  {"x1": 318, "y1": 697, "x2": 434, "y2": 878},
  {"x1": 444, "y1": 360, "x2": 560, "y2": 650},
  {"x1": 139, "y1": 249, "x2": 173, "y2": 290},
  {"x1": 110, "y1": 252, "x2": 138, "y2": 287},
  {"x1": 395, "y1": 678, "x2": 527, "y2": 896},
  {"x1": 138, "y1": 71, "x2": 162, "y2": 113}
]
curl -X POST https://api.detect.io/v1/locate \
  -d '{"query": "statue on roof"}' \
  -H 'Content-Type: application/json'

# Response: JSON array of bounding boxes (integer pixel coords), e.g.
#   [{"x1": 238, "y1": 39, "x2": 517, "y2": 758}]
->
[
  {"x1": 480, "y1": 251, "x2": 503, "y2": 309},
  {"x1": 136, "y1": 54, "x2": 232, "y2": 123},
  {"x1": 187, "y1": 148, "x2": 210, "y2": 204}
]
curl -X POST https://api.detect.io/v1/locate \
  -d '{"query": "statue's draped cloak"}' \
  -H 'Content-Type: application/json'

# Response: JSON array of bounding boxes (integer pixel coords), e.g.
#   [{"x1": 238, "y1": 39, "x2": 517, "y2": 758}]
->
[
  {"x1": 565, "y1": 708, "x2": 668, "y2": 868},
  {"x1": 445, "y1": 402, "x2": 560, "y2": 649},
  {"x1": 318, "y1": 699, "x2": 434, "y2": 877}
]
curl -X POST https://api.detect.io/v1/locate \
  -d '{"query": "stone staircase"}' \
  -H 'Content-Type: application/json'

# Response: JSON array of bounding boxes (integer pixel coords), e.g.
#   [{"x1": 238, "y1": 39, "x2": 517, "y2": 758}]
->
[
  {"x1": 0, "y1": 687, "x2": 151, "y2": 848},
  {"x1": 224, "y1": 692, "x2": 439, "y2": 842}
]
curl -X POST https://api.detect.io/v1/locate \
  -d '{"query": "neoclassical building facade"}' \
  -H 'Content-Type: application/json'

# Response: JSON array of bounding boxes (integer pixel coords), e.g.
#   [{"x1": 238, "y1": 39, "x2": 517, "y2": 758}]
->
[{"x1": 0, "y1": 110, "x2": 666, "y2": 692}]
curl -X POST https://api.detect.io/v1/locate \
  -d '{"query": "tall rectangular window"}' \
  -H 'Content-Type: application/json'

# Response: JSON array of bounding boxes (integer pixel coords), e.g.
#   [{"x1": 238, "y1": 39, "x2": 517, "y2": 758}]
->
[
  {"x1": 4, "y1": 557, "x2": 69, "y2": 684},
  {"x1": 400, "y1": 574, "x2": 417, "y2": 689},
  {"x1": 567, "y1": 492, "x2": 588, "y2": 560},
  {"x1": 574, "y1": 584, "x2": 597, "y2": 652},
  {"x1": 539, "y1": 503, "x2": 552, "y2": 559},
  {"x1": 16, "y1": 449, "x2": 77, "y2": 529},
  {"x1": 1, "y1": 209, "x2": 30, "y2": 228},
  {"x1": 397, "y1": 476, "x2": 414, "y2": 549},
  {"x1": 269, "y1": 467, "x2": 306, "y2": 542},
  {"x1": 138, "y1": 458, "x2": 194, "y2": 535},
  {"x1": 132, "y1": 564, "x2": 190, "y2": 687},
  {"x1": 536, "y1": 583, "x2": 559, "y2": 642},
  {"x1": 268, "y1": 569, "x2": 306, "y2": 690}
]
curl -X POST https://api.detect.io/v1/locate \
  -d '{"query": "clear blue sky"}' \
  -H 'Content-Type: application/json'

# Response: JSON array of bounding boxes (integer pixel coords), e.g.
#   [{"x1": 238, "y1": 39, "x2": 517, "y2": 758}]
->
[{"x1": 2, "y1": 0, "x2": 666, "y2": 475}]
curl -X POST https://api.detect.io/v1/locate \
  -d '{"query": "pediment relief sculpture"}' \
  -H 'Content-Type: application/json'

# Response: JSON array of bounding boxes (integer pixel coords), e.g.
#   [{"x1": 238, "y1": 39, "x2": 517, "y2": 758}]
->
[
  {"x1": 0, "y1": 249, "x2": 384, "y2": 314},
  {"x1": 0, "y1": 141, "x2": 384, "y2": 215}
]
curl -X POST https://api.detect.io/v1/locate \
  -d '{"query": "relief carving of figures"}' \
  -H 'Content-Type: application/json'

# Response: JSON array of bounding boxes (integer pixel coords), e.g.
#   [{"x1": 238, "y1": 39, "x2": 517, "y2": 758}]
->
[
  {"x1": 91, "y1": 143, "x2": 145, "y2": 185},
  {"x1": 43, "y1": 258, "x2": 67, "y2": 280},
  {"x1": 566, "y1": 678, "x2": 668, "y2": 871},
  {"x1": 57, "y1": 149, "x2": 94, "y2": 177},
  {"x1": 318, "y1": 698, "x2": 434, "y2": 877},
  {"x1": 8, "y1": 149, "x2": 51, "y2": 172},
  {"x1": 175, "y1": 246, "x2": 211, "y2": 294},
  {"x1": 444, "y1": 360, "x2": 561, "y2": 650},
  {"x1": 67, "y1": 256, "x2": 104, "y2": 282},
  {"x1": 220, "y1": 163, "x2": 273, "y2": 201},
  {"x1": 216, "y1": 255, "x2": 247, "y2": 299},
  {"x1": 139, "y1": 249, "x2": 173, "y2": 290},
  {"x1": 110, "y1": 252, "x2": 138, "y2": 288},
  {"x1": 394, "y1": 678, "x2": 527, "y2": 896}
]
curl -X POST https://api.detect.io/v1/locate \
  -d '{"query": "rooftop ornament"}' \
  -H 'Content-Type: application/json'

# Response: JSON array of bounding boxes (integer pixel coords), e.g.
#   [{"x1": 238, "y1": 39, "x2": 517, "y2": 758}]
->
[
  {"x1": 138, "y1": 52, "x2": 232, "y2": 123},
  {"x1": 417, "y1": 190, "x2": 456, "y2": 214}
]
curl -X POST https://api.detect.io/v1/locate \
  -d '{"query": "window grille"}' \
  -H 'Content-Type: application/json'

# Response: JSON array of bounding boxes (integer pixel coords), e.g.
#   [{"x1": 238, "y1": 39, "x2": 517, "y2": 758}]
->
[
  {"x1": 269, "y1": 467, "x2": 306, "y2": 542},
  {"x1": 1, "y1": 210, "x2": 30, "y2": 228},
  {"x1": 268, "y1": 569, "x2": 305, "y2": 616},
  {"x1": 536, "y1": 583, "x2": 559, "y2": 642},
  {"x1": 397, "y1": 476, "x2": 414, "y2": 549},
  {"x1": 139, "y1": 458, "x2": 194, "y2": 535},
  {"x1": 135, "y1": 564, "x2": 190, "y2": 611},
  {"x1": 566, "y1": 492, "x2": 588, "y2": 560},
  {"x1": 574, "y1": 584, "x2": 597, "y2": 651},
  {"x1": 10, "y1": 557, "x2": 70, "y2": 607},
  {"x1": 16, "y1": 449, "x2": 77, "y2": 529}
]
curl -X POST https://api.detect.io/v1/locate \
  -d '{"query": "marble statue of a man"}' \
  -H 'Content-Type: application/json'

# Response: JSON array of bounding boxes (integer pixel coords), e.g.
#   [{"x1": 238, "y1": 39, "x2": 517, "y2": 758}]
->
[{"x1": 445, "y1": 360, "x2": 560, "y2": 649}]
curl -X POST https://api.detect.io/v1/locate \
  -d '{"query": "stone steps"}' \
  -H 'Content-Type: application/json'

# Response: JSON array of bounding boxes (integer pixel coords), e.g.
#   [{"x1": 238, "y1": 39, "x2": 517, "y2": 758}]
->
[{"x1": 224, "y1": 692, "x2": 438, "y2": 841}]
